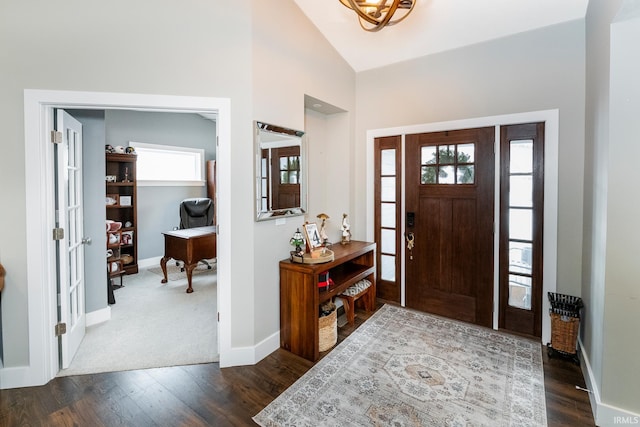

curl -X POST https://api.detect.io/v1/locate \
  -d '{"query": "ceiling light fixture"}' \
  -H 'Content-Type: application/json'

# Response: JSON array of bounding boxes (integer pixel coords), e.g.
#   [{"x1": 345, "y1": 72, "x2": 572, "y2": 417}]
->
[{"x1": 339, "y1": 0, "x2": 416, "y2": 32}]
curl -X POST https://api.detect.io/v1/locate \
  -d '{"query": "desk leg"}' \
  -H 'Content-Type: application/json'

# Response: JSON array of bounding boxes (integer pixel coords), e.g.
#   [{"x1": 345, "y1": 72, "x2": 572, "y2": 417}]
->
[
  {"x1": 160, "y1": 256, "x2": 170, "y2": 283},
  {"x1": 184, "y1": 263, "x2": 196, "y2": 293}
]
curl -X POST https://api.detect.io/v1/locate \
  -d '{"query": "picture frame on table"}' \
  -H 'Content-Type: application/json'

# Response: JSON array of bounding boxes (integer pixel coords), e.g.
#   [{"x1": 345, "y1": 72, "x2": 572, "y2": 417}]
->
[{"x1": 303, "y1": 222, "x2": 323, "y2": 252}]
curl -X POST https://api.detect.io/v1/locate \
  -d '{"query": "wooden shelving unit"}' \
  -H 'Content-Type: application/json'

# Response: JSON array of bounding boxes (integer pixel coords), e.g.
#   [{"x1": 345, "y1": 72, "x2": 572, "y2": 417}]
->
[
  {"x1": 279, "y1": 241, "x2": 376, "y2": 361},
  {"x1": 106, "y1": 153, "x2": 138, "y2": 278}
]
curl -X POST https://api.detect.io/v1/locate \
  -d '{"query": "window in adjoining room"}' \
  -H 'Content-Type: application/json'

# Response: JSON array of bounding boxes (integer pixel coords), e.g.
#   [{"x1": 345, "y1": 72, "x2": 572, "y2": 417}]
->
[{"x1": 129, "y1": 141, "x2": 205, "y2": 186}]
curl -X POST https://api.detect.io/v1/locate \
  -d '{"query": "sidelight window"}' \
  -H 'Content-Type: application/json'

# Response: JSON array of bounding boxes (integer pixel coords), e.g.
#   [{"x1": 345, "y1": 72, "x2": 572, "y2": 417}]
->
[
  {"x1": 506, "y1": 139, "x2": 534, "y2": 310},
  {"x1": 374, "y1": 136, "x2": 402, "y2": 303}
]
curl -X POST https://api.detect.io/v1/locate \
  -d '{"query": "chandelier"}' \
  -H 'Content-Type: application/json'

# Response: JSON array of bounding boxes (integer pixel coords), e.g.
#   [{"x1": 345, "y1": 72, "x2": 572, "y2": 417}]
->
[{"x1": 339, "y1": 0, "x2": 416, "y2": 32}]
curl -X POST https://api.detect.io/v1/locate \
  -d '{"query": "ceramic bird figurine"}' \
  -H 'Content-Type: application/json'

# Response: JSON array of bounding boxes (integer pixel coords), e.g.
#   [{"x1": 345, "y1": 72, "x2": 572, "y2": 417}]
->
[{"x1": 341, "y1": 213, "x2": 351, "y2": 245}]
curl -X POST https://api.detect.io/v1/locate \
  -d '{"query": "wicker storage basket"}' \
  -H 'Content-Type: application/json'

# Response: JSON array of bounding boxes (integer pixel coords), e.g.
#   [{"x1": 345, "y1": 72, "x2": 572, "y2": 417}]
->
[
  {"x1": 550, "y1": 313, "x2": 580, "y2": 354},
  {"x1": 318, "y1": 309, "x2": 337, "y2": 352}
]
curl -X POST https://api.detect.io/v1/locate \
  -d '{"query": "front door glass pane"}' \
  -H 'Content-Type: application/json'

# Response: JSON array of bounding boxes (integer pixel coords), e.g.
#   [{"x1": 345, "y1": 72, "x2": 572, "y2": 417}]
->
[
  {"x1": 457, "y1": 165, "x2": 475, "y2": 184},
  {"x1": 458, "y1": 143, "x2": 475, "y2": 163},
  {"x1": 439, "y1": 166, "x2": 455, "y2": 184},
  {"x1": 421, "y1": 165, "x2": 437, "y2": 184},
  {"x1": 439, "y1": 145, "x2": 455, "y2": 164},
  {"x1": 421, "y1": 146, "x2": 437, "y2": 165}
]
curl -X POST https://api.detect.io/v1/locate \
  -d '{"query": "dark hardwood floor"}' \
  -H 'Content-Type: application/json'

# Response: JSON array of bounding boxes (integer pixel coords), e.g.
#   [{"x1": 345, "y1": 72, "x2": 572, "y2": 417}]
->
[{"x1": 1, "y1": 306, "x2": 594, "y2": 427}]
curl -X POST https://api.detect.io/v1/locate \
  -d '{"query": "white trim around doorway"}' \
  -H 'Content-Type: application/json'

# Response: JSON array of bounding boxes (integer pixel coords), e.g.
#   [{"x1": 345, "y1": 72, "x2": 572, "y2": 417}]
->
[
  {"x1": 364, "y1": 109, "x2": 558, "y2": 345},
  {"x1": 0, "y1": 89, "x2": 231, "y2": 389}
]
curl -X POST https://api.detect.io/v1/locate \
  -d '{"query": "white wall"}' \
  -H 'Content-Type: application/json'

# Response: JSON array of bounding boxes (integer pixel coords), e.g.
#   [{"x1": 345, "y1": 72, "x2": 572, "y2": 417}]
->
[
  {"x1": 582, "y1": 0, "x2": 640, "y2": 422},
  {"x1": 250, "y1": 1, "x2": 355, "y2": 346},
  {"x1": 602, "y1": 2, "x2": 640, "y2": 416},
  {"x1": 582, "y1": 0, "x2": 622, "y2": 418}
]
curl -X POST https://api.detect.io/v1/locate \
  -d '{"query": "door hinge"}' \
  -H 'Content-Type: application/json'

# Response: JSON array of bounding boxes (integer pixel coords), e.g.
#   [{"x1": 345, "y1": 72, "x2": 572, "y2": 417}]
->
[
  {"x1": 51, "y1": 130, "x2": 63, "y2": 144},
  {"x1": 53, "y1": 227, "x2": 64, "y2": 240},
  {"x1": 55, "y1": 322, "x2": 67, "y2": 336},
  {"x1": 217, "y1": 312, "x2": 220, "y2": 322}
]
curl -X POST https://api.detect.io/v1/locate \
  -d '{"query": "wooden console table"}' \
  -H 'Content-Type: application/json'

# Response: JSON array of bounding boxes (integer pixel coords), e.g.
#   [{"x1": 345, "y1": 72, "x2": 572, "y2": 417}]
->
[
  {"x1": 279, "y1": 241, "x2": 376, "y2": 361},
  {"x1": 160, "y1": 226, "x2": 217, "y2": 293}
]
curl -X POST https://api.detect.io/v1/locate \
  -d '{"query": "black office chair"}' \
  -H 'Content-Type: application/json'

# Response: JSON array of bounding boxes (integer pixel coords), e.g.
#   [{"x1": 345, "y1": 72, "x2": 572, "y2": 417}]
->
[
  {"x1": 179, "y1": 197, "x2": 214, "y2": 229},
  {"x1": 177, "y1": 197, "x2": 215, "y2": 270}
]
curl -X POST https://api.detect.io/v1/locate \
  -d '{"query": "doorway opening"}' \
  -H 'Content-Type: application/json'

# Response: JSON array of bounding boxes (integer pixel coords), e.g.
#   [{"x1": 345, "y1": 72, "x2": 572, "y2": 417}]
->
[
  {"x1": 56, "y1": 108, "x2": 219, "y2": 375},
  {"x1": 21, "y1": 90, "x2": 231, "y2": 387}
]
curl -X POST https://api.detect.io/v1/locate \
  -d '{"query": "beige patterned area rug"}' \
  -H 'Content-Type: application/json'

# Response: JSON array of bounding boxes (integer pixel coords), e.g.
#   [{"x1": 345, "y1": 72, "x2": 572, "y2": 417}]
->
[{"x1": 254, "y1": 304, "x2": 547, "y2": 427}]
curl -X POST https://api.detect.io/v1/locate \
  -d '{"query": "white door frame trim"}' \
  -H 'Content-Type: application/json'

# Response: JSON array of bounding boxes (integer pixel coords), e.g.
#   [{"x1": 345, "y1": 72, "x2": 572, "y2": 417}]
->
[
  {"x1": 365, "y1": 109, "x2": 558, "y2": 344},
  {"x1": 1, "y1": 89, "x2": 231, "y2": 388}
]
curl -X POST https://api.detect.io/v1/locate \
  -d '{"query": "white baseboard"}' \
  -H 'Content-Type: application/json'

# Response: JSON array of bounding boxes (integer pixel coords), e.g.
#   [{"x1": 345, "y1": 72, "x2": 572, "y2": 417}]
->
[
  {"x1": 220, "y1": 331, "x2": 280, "y2": 368},
  {"x1": 1, "y1": 366, "x2": 45, "y2": 390},
  {"x1": 579, "y1": 338, "x2": 640, "y2": 426},
  {"x1": 86, "y1": 306, "x2": 111, "y2": 327},
  {"x1": 138, "y1": 256, "x2": 162, "y2": 269},
  {"x1": 254, "y1": 330, "x2": 281, "y2": 362}
]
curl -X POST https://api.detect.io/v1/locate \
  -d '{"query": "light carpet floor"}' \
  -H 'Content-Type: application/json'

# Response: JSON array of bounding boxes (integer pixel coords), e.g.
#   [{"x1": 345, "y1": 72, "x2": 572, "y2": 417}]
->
[
  {"x1": 57, "y1": 266, "x2": 217, "y2": 377},
  {"x1": 254, "y1": 304, "x2": 547, "y2": 427}
]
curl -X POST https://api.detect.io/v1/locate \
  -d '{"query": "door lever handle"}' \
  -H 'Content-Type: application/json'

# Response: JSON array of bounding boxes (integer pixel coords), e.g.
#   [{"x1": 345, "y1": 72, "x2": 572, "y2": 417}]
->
[{"x1": 81, "y1": 237, "x2": 92, "y2": 245}]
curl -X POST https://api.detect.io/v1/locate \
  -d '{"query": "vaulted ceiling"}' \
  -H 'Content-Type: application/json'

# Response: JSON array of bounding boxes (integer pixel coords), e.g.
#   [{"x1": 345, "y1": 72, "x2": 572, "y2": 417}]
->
[{"x1": 293, "y1": 0, "x2": 589, "y2": 72}]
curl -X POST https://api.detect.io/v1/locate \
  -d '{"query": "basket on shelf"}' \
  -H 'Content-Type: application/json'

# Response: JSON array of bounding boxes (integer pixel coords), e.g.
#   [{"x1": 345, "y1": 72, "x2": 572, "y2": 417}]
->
[
  {"x1": 318, "y1": 308, "x2": 337, "y2": 352},
  {"x1": 547, "y1": 292, "x2": 583, "y2": 362}
]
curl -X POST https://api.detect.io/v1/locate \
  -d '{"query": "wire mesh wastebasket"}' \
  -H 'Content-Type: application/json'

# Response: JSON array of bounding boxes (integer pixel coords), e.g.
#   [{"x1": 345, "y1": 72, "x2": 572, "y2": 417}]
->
[{"x1": 547, "y1": 292, "x2": 583, "y2": 364}]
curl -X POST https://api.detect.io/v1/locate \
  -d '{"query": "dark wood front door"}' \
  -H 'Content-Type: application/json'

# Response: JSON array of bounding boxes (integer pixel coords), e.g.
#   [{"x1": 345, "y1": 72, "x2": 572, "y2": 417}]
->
[
  {"x1": 271, "y1": 146, "x2": 301, "y2": 210},
  {"x1": 405, "y1": 127, "x2": 495, "y2": 327}
]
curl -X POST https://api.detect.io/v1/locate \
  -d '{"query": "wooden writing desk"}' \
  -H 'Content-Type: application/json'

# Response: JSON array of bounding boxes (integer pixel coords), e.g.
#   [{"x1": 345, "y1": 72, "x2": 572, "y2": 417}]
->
[{"x1": 160, "y1": 226, "x2": 217, "y2": 293}]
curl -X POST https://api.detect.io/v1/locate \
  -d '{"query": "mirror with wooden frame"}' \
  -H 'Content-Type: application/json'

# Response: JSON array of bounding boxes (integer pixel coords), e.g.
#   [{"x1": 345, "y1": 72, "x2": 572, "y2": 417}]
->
[{"x1": 254, "y1": 121, "x2": 306, "y2": 221}]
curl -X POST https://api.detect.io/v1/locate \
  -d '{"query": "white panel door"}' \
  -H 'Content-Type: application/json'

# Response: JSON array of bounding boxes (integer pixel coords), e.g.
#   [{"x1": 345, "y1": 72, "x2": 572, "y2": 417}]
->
[{"x1": 56, "y1": 109, "x2": 86, "y2": 369}]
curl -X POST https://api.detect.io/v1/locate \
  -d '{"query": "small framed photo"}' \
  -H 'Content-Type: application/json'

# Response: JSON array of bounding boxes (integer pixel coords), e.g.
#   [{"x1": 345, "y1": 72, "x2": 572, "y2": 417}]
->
[
  {"x1": 303, "y1": 222, "x2": 323, "y2": 252},
  {"x1": 119, "y1": 196, "x2": 132, "y2": 206}
]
